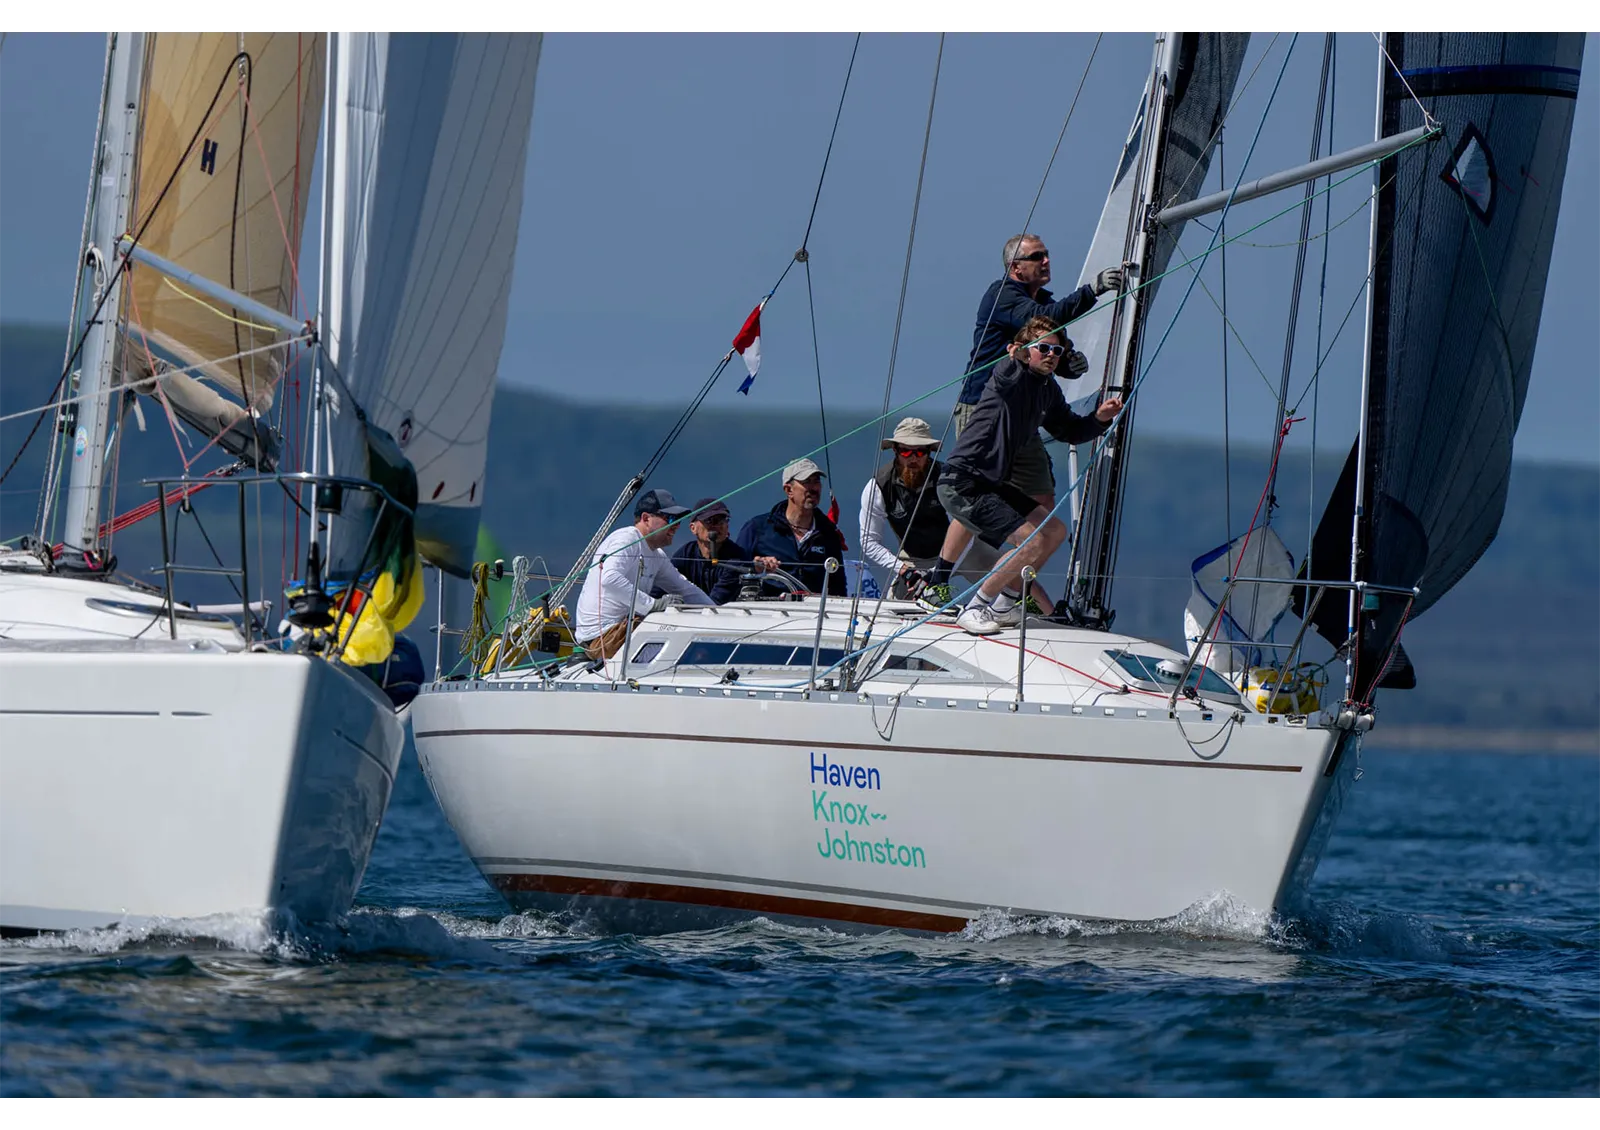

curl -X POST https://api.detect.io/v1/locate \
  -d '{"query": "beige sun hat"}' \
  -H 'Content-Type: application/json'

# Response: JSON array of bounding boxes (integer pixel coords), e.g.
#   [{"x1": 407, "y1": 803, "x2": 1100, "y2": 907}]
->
[{"x1": 880, "y1": 417, "x2": 941, "y2": 451}]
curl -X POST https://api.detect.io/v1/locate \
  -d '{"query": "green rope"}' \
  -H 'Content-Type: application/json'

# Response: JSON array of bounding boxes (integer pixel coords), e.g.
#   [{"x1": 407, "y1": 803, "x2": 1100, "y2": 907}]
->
[{"x1": 517, "y1": 127, "x2": 1444, "y2": 617}]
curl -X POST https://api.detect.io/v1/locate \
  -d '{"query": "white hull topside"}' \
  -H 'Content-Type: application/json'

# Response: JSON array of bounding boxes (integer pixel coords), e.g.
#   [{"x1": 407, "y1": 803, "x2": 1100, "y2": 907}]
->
[
  {"x1": 0, "y1": 572, "x2": 405, "y2": 934},
  {"x1": 414, "y1": 597, "x2": 1359, "y2": 934}
]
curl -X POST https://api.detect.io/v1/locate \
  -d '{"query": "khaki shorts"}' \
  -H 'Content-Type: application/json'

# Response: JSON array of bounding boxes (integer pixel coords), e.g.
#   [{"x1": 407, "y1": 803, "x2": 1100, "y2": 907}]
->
[
  {"x1": 579, "y1": 617, "x2": 644, "y2": 661},
  {"x1": 951, "y1": 401, "x2": 1055, "y2": 498}
]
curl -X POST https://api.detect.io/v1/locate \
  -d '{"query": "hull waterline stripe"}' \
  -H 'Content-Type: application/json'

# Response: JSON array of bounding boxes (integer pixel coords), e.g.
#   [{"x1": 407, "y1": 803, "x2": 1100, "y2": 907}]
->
[
  {"x1": 415, "y1": 727, "x2": 1304, "y2": 773},
  {"x1": 477, "y1": 856, "x2": 1054, "y2": 917},
  {"x1": 492, "y1": 872, "x2": 971, "y2": 933}
]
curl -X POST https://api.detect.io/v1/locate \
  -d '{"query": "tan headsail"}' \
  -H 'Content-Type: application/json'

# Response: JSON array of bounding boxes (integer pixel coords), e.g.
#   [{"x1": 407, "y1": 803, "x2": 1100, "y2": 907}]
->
[{"x1": 121, "y1": 33, "x2": 323, "y2": 441}]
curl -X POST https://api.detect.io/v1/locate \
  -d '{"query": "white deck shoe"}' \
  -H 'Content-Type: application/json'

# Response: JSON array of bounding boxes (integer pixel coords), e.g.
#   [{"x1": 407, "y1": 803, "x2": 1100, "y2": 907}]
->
[{"x1": 956, "y1": 601, "x2": 1002, "y2": 635}]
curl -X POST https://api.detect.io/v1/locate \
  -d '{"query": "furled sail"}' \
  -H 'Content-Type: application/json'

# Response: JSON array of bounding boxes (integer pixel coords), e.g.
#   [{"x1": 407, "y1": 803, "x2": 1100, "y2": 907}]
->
[
  {"x1": 121, "y1": 33, "x2": 324, "y2": 464},
  {"x1": 1298, "y1": 34, "x2": 1583, "y2": 697},
  {"x1": 322, "y1": 32, "x2": 542, "y2": 576}
]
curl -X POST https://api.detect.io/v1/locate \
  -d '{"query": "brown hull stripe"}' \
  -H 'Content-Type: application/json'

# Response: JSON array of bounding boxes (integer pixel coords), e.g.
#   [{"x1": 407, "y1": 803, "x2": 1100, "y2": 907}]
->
[
  {"x1": 493, "y1": 873, "x2": 970, "y2": 933},
  {"x1": 416, "y1": 727, "x2": 1303, "y2": 773}
]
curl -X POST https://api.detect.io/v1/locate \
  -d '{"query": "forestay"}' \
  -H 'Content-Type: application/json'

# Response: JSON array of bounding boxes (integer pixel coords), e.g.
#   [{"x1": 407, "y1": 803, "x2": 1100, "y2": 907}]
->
[
  {"x1": 1299, "y1": 33, "x2": 1583, "y2": 696},
  {"x1": 321, "y1": 33, "x2": 542, "y2": 575}
]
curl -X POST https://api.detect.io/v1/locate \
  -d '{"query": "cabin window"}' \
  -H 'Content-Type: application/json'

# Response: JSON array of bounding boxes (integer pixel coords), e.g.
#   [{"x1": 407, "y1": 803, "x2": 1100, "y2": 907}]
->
[
  {"x1": 730, "y1": 643, "x2": 799, "y2": 666},
  {"x1": 883, "y1": 654, "x2": 948, "y2": 673},
  {"x1": 1105, "y1": 652, "x2": 1240, "y2": 700},
  {"x1": 679, "y1": 641, "x2": 737, "y2": 666},
  {"x1": 631, "y1": 641, "x2": 665, "y2": 665}
]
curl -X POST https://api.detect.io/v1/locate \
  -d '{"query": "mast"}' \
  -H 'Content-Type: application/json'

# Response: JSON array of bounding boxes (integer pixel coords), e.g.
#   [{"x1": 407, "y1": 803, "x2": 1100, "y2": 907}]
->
[
  {"x1": 1066, "y1": 33, "x2": 1178, "y2": 628},
  {"x1": 1344, "y1": 35, "x2": 1388, "y2": 703},
  {"x1": 61, "y1": 32, "x2": 146, "y2": 554}
]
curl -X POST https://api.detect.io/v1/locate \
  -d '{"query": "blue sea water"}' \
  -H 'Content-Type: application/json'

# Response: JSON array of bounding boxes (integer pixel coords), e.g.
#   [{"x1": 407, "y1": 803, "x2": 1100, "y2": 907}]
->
[{"x1": 2, "y1": 743, "x2": 1595, "y2": 1096}]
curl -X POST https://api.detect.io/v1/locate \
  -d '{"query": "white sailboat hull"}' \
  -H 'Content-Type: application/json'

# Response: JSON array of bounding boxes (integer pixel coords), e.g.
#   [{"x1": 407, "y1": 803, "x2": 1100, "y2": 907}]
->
[
  {"x1": 0, "y1": 577, "x2": 404, "y2": 934},
  {"x1": 414, "y1": 680, "x2": 1353, "y2": 933}
]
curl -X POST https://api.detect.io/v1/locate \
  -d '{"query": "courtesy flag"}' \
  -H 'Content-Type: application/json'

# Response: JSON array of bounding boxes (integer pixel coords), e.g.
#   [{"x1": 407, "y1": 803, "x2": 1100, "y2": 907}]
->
[{"x1": 734, "y1": 302, "x2": 764, "y2": 394}]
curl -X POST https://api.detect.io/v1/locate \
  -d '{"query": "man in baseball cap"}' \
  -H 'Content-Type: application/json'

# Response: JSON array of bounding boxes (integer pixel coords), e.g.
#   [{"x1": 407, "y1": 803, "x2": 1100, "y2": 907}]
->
[
  {"x1": 735, "y1": 457, "x2": 848, "y2": 596},
  {"x1": 651, "y1": 496, "x2": 779, "y2": 605},
  {"x1": 575, "y1": 487, "x2": 714, "y2": 660}
]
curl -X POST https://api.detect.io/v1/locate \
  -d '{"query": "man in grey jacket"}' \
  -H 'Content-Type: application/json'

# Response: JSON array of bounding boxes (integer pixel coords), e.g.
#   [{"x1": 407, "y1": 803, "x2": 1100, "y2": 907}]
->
[{"x1": 936, "y1": 317, "x2": 1123, "y2": 635}]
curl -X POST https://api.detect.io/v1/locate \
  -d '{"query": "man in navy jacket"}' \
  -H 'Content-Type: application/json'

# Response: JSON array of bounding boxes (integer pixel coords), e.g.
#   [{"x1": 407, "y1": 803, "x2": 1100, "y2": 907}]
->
[
  {"x1": 737, "y1": 459, "x2": 849, "y2": 597},
  {"x1": 924, "y1": 234, "x2": 1127, "y2": 605}
]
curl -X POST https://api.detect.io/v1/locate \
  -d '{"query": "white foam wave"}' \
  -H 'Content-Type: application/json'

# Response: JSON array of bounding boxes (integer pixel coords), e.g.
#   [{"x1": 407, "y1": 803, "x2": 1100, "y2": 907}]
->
[
  {"x1": 959, "y1": 890, "x2": 1277, "y2": 945},
  {"x1": 0, "y1": 909, "x2": 301, "y2": 960}
]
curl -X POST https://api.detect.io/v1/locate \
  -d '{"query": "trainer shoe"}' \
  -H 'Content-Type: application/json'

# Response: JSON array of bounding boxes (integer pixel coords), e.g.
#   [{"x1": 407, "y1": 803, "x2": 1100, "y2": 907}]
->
[
  {"x1": 992, "y1": 600, "x2": 1026, "y2": 628},
  {"x1": 917, "y1": 582, "x2": 956, "y2": 613},
  {"x1": 956, "y1": 601, "x2": 1002, "y2": 635}
]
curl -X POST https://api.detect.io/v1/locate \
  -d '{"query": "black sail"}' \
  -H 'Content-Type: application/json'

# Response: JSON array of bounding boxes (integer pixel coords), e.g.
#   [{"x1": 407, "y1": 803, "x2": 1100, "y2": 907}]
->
[{"x1": 1298, "y1": 33, "x2": 1583, "y2": 699}]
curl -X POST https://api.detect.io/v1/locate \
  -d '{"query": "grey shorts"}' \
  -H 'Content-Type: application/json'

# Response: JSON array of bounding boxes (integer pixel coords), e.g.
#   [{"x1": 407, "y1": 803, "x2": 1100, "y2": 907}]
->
[
  {"x1": 952, "y1": 401, "x2": 1054, "y2": 498},
  {"x1": 936, "y1": 471, "x2": 1038, "y2": 551}
]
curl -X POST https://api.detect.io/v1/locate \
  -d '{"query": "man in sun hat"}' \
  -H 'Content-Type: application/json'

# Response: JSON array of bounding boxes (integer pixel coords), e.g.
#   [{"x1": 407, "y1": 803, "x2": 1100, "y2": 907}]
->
[
  {"x1": 736, "y1": 457, "x2": 849, "y2": 596},
  {"x1": 575, "y1": 488, "x2": 715, "y2": 660},
  {"x1": 857, "y1": 417, "x2": 1001, "y2": 600}
]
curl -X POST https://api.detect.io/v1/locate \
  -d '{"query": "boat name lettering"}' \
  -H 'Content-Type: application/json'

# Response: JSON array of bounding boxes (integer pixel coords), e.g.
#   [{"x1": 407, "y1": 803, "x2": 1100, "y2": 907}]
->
[
  {"x1": 816, "y1": 828, "x2": 926, "y2": 868},
  {"x1": 809, "y1": 751, "x2": 881, "y2": 790},
  {"x1": 812, "y1": 791, "x2": 886, "y2": 826}
]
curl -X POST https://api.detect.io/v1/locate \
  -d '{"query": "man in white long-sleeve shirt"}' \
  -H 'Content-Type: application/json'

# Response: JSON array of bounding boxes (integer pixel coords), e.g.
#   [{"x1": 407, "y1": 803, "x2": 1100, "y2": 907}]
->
[
  {"x1": 575, "y1": 489, "x2": 715, "y2": 660},
  {"x1": 857, "y1": 418, "x2": 1000, "y2": 601}
]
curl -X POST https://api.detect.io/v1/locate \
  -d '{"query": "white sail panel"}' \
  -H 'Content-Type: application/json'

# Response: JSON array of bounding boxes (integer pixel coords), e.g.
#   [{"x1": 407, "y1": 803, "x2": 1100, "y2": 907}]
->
[
  {"x1": 324, "y1": 33, "x2": 542, "y2": 575},
  {"x1": 1183, "y1": 525, "x2": 1295, "y2": 677},
  {"x1": 127, "y1": 33, "x2": 323, "y2": 412}
]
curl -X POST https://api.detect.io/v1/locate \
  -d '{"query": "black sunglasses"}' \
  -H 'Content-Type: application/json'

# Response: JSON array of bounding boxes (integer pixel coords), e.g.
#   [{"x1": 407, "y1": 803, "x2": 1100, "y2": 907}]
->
[{"x1": 1015, "y1": 249, "x2": 1049, "y2": 262}]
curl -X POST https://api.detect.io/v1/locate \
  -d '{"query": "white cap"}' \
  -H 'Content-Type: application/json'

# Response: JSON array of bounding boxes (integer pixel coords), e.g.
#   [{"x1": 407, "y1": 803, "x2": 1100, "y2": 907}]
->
[{"x1": 783, "y1": 457, "x2": 825, "y2": 485}]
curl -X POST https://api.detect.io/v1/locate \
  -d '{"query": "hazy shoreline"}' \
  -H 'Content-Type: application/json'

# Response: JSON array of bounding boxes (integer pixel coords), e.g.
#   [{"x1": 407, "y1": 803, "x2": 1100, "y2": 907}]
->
[{"x1": 1368, "y1": 727, "x2": 1600, "y2": 755}]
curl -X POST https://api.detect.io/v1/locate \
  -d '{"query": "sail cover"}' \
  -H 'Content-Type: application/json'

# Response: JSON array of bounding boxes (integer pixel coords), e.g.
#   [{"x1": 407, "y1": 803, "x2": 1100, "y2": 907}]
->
[
  {"x1": 1067, "y1": 33, "x2": 1250, "y2": 398},
  {"x1": 125, "y1": 34, "x2": 324, "y2": 424},
  {"x1": 322, "y1": 33, "x2": 542, "y2": 576},
  {"x1": 1299, "y1": 34, "x2": 1582, "y2": 696}
]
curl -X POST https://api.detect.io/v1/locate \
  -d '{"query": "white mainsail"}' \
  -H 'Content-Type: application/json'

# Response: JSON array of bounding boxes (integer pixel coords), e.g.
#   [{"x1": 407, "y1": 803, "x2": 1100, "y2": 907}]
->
[
  {"x1": 123, "y1": 33, "x2": 324, "y2": 443},
  {"x1": 322, "y1": 32, "x2": 542, "y2": 576}
]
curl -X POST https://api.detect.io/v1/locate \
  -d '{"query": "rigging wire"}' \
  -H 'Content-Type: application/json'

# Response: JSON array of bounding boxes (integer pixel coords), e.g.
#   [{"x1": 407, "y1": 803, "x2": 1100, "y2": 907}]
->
[
  {"x1": 1019, "y1": 33, "x2": 1103, "y2": 233},
  {"x1": 803, "y1": 258, "x2": 834, "y2": 491},
  {"x1": 1307, "y1": 34, "x2": 1336, "y2": 605},
  {"x1": 1, "y1": 49, "x2": 252, "y2": 492},
  {"x1": 518, "y1": 126, "x2": 1441, "y2": 623},
  {"x1": 874, "y1": 33, "x2": 944, "y2": 451},
  {"x1": 1219, "y1": 130, "x2": 1232, "y2": 548}
]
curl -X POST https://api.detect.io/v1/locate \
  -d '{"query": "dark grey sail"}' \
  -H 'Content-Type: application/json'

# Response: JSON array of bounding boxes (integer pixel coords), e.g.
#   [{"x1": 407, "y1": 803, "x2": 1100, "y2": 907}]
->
[
  {"x1": 1298, "y1": 33, "x2": 1583, "y2": 698},
  {"x1": 1069, "y1": 32, "x2": 1251, "y2": 626}
]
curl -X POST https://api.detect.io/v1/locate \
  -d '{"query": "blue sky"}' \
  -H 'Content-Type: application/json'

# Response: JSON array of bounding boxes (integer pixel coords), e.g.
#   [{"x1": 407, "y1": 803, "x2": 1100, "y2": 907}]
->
[{"x1": 2, "y1": 32, "x2": 1595, "y2": 465}]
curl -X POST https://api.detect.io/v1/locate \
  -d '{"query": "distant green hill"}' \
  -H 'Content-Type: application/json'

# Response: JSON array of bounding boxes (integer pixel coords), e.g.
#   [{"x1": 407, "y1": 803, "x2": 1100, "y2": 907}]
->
[{"x1": 4, "y1": 321, "x2": 1596, "y2": 733}]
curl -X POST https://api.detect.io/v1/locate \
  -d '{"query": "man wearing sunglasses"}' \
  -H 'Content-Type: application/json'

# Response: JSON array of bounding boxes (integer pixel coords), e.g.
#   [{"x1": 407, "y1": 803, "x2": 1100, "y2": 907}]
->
[
  {"x1": 857, "y1": 417, "x2": 1000, "y2": 600},
  {"x1": 651, "y1": 497, "x2": 780, "y2": 605},
  {"x1": 928, "y1": 234, "x2": 1129, "y2": 606},
  {"x1": 937, "y1": 317, "x2": 1124, "y2": 635}
]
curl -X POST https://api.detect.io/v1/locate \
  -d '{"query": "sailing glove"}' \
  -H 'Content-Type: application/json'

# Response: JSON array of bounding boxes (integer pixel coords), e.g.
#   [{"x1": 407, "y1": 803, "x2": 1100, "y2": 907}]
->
[
  {"x1": 1063, "y1": 350, "x2": 1090, "y2": 378},
  {"x1": 1093, "y1": 265, "x2": 1126, "y2": 295},
  {"x1": 650, "y1": 594, "x2": 685, "y2": 613}
]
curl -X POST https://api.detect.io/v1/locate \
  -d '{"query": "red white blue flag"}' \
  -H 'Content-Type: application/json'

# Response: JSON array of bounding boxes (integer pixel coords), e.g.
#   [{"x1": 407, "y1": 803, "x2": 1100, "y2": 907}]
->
[{"x1": 733, "y1": 302, "x2": 764, "y2": 395}]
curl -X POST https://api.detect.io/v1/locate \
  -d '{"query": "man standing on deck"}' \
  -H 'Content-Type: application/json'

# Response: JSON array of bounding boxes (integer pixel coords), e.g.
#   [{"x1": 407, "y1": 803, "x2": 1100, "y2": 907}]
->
[
  {"x1": 575, "y1": 489, "x2": 715, "y2": 660},
  {"x1": 936, "y1": 317, "x2": 1123, "y2": 635},
  {"x1": 922, "y1": 233, "x2": 1128, "y2": 608}
]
